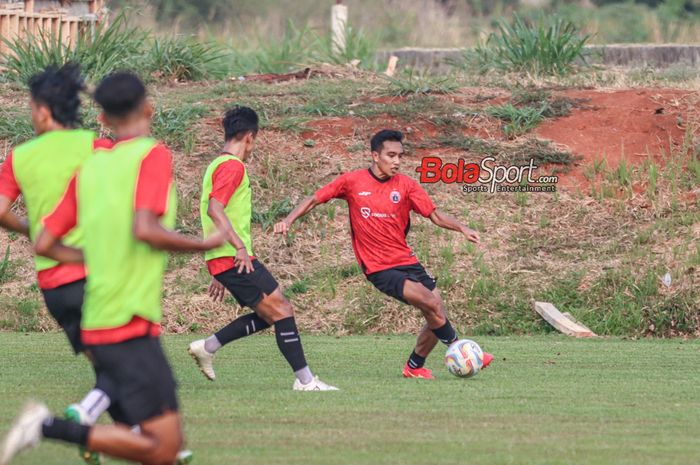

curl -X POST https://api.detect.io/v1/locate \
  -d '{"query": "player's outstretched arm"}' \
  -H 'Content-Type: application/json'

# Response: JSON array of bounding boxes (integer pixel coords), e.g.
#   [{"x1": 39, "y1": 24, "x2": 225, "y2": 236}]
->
[
  {"x1": 274, "y1": 195, "x2": 320, "y2": 234},
  {"x1": 429, "y1": 210, "x2": 480, "y2": 244},
  {"x1": 34, "y1": 228, "x2": 84, "y2": 263},
  {"x1": 134, "y1": 210, "x2": 225, "y2": 253},
  {"x1": 207, "y1": 198, "x2": 253, "y2": 273}
]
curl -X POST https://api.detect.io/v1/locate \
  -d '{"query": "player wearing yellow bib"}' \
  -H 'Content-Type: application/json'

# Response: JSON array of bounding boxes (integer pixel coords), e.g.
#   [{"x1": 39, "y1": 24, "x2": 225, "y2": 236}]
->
[
  {"x1": 0, "y1": 64, "x2": 118, "y2": 465},
  {"x1": 187, "y1": 107, "x2": 337, "y2": 391},
  {"x1": 0, "y1": 72, "x2": 223, "y2": 465}
]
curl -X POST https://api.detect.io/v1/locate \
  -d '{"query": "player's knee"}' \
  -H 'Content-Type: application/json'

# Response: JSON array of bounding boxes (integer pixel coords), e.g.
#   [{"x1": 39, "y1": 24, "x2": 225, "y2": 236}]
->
[
  {"x1": 420, "y1": 295, "x2": 443, "y2": 321},
  {"x1": 147, "y1": 443, "x2": 180, "y2": 465}
]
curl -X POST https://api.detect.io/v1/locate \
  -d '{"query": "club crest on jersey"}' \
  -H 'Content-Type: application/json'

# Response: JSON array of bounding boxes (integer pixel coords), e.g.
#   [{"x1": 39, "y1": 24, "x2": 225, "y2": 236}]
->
[{"x1": 390, "y1": 190, "x2": 401, "y2": 203}]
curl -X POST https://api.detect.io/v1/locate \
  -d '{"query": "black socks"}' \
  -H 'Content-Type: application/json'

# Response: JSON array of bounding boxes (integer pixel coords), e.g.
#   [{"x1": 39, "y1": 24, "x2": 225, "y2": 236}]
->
[
  {"x1": 407, "y1": 350, "x2": 426, "y2": 369},
  {"x1": 215, "y1": 312, "x2": 271, "y2": 346},
  {"x1": 431, "y1": 320, "x2": 458, "y2": 345},
  {"x1": 42, "y1": 417, "x2": 89, "y2": 446},
  {"x1": 274, "y1": 317, "x2": 308, "y2": 372}
]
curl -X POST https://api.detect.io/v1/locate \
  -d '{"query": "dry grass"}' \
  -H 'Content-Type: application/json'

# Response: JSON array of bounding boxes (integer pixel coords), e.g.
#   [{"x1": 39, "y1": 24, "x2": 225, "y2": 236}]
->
[{"x1": 0, "y1": 73, "x2": 697, "y2": 336}]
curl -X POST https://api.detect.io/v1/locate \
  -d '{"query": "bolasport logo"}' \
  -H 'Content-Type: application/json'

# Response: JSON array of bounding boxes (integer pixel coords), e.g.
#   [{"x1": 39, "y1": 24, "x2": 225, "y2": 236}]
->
[{"x1": 416, "y1": 156, "x2": 558, "y2": 193}]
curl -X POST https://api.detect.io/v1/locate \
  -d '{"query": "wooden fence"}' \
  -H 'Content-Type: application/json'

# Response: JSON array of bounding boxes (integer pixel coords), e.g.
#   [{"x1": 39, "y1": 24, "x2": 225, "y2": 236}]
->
[{"x1": 0, "y1": 1, "x2": 104, "y2": 55}]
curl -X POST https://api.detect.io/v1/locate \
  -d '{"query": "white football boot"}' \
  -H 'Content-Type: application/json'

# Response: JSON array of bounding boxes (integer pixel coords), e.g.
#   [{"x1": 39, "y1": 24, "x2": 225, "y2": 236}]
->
[
  {"x1": 292, "y1": 376, "x2": 339, "y2": 391},
  {"x1": 188, "y1": 339, "x2": 216, "y2": 381},
  {"x1": 0, "y1": 402, "x2": 50, "y2": 465}
]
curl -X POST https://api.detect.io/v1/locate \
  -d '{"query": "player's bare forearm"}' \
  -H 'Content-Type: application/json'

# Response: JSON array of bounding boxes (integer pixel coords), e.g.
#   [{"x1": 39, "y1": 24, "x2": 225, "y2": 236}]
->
[
  {"x1": 134, "y1": 210, "x2": 224, "y2": 252},
  {"x1": 429, "y1": 210, "x2": 480, "y2": 244},
  {"x1": 0, "y1": 197, "x2": 27, "y2": 235},
  {"x1": 275, "y1": 195, "x2": 319, "y2": 234},
  {"x1": 35, "y1": 229, "x2": 84, "y2": 263},
  {"x1": 0, "y1": 212, "x2": 28, "y2": 236},
  {"x1": 207, "y1": 199, "x2": 246, "y2": 250}
]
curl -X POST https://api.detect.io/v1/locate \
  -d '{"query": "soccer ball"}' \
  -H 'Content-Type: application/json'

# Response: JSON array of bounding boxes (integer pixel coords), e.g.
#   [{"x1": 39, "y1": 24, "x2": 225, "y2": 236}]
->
[{"x1": 445, "y1": 339, "x2": 484, "y2": 378}]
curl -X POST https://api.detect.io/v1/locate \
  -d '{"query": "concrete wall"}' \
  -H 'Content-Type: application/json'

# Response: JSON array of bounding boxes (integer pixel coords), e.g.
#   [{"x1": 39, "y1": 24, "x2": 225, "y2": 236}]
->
[{"x1": 375, "y1": 45, "x2": 700, "y2": 72}]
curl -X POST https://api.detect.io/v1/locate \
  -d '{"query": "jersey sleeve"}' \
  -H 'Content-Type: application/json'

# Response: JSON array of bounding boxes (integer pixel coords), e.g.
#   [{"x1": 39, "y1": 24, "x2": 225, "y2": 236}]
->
[
  {"x1": 408, "y1": 179, "x2": 436, "y2": 218},
  {"x1": 93, "y1": 138, "x2": 114, "y2": 150},
  {"x1": 43, "y1": 176, "x2": 78, "y2": 239},
  {"x1": 134, "y1": 144, "x2": 173, "y2": 216},
  {"x1": 0, "y1": 153, "x2": 21, "y2": 202},
  {"x1": 314, "y1": 174, "x2": 348, "y2": 203},
  {"x1": 209, "y1": 159, "x2": 245, "y2": 206}
]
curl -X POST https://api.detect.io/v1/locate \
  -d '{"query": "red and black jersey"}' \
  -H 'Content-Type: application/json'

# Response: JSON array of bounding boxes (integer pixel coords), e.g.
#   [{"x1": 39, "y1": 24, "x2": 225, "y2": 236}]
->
[
  {"x1": 314, "y1": 168, "x2": 436, "y2": 275},
  {"x1": 0, "y1": 138, "x2": 115, "y2": 289}
]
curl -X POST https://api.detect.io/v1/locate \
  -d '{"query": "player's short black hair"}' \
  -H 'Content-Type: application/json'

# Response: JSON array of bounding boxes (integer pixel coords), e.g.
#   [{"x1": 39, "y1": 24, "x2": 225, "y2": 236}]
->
[
  {"x1": 28, "y1": 62, "x2": 85, "y2": 128},
  {"x1": 93, "y1": 72, "x2": 146, "y2": 119},
  {"x1": 223, "y1": 106, "x2": 259, "y2": 141},
  {"x1": 370, "y1": 129, "x2": 404, "y2": 153}
]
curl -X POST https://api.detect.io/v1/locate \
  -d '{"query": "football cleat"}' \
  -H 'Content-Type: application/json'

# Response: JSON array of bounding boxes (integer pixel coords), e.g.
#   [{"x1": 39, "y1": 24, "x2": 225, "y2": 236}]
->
[
  {"x1": 0, "y1": 402, "x2": 50, "y2": 465},
  {"x1": 482, "y1": 352, "x2": 494, "y2": 369},
  {"x1": 64, "y1": 404, "x2": 102, "y2": 465},
  {"x1": 176, "y1": 449, "x2": 193, "y2": 464},
  {"x1": 188, "y1": 339, "x2": 216, "y2": 381},
  {"x1": 293, "y1": 376, "x2": 339, "y2": 391},
  {"x1": 402, "y1": 364, "x2": 435, "y2": 379}
]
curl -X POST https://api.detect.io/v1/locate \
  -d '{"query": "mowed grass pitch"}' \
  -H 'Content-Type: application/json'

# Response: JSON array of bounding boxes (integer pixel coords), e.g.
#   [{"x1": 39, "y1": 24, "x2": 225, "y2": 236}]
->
[{"x1": 1, "y1": 334, "x2": 698, "y2": 465}]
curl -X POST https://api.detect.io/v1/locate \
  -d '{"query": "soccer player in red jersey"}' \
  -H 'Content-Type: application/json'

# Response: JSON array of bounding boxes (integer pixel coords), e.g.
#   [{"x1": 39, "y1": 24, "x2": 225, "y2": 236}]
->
[
  {"x1": 275, "y1": 129, "x2": 493, "y2": 379},
  {"x1": 0, "y1": 72, "x2": 223, "y2": 465}
]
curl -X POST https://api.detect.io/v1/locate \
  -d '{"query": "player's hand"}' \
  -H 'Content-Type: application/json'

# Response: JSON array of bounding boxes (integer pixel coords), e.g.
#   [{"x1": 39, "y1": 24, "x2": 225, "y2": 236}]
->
[
  {"x1": 209, "y1": 279, "x2": 226, "y2": 302},
  {"x1": 235, "y1": 248, "x2": 254, "y2": 274},
  {"x1": 273, "y1": 220, "x2": 290, "y2": 235},
  {"x1": 202, "y1": 230, "x2": 226, "y2": 250},
  {"x1": 462, "y1": 227, "x2": 480, "y2": 244}
]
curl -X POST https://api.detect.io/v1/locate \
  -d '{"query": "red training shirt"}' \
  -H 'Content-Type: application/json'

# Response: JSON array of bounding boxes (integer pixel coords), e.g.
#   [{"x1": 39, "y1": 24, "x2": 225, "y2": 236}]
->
[
  {"x1": 314, "y1": 168, "x2": 436, "y2": 275},
  {"x1": 43, "y1": 139, "x2": 173, "y2": 345},
  {"x1": 0, "y1": 138, "x2": 115, "y2": 289}
]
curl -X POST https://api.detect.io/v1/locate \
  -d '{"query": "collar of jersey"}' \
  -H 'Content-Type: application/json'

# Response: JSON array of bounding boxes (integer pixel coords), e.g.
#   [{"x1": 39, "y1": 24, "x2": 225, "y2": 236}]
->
[{"x1": 368, "y1": 168, "x2": 391, "y2": 183}]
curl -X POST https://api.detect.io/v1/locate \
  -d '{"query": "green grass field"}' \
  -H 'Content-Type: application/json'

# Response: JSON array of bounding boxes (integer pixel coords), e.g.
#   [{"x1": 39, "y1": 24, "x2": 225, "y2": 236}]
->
[{"x1": 1, "y1": 333, "x2": 699, "y2": 465}]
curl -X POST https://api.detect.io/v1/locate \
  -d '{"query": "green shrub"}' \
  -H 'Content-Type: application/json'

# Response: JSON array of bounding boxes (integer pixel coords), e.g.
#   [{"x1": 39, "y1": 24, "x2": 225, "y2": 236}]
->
[
  {"x1": 147, "y1": 37, "x2": 231, "y2": 81},
  {"x1": 468, "y1": 14, "x2": 591, "y2": 76}
]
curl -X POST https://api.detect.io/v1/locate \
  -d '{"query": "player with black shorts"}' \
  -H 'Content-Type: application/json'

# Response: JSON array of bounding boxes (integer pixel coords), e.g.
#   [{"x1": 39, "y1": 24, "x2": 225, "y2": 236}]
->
[
  {"x1": 187, "y1": 106, "x2": 337, "y2": 391},
  {"x1": 275, "y1": 129, "x2": 493, "y2": 379},
  {"x1": 0, "y1": 63, "x2": 120, "y2": 465},
  {"x1": 0, "y1": 72, "x2": 223, "y2": 465}
]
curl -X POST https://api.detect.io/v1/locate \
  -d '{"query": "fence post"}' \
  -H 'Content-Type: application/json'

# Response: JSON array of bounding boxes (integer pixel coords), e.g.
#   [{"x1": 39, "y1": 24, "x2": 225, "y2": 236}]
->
[
  {"x1": 331, "y1": 0, "x2": 347, "y2": 56},
  {"x1": 24, "y1": 0, "x2": 34, "y2": 14}
]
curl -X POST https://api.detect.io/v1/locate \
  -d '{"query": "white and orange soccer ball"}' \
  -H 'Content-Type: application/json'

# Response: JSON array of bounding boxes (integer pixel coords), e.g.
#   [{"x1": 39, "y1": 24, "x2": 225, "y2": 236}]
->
[{"x1": 445, "y1": 339, "x2": 484, "y2": 378}]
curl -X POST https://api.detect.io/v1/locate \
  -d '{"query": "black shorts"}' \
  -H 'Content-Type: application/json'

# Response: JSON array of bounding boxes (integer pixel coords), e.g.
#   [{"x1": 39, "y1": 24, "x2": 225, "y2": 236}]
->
[
  {"x1": 41, "y1": 279, "x2": 86, "y2": 354},
  {"x1": 89, "y1": 336, "x2": 178, "y2": 426},
  {"x1": 366, "y1": 263, "x2": 437, "y2": 304},
  {"x1": 214, "y1": 259, "x2": 279, "y2": 308}
]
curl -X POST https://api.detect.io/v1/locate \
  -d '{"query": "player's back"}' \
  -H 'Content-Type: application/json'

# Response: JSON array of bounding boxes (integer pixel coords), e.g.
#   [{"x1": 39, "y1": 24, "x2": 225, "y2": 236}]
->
[
  {"x1": 77, "y1": 137, "x2": 176, "y2": 330},
  {"x1": 12, "y1": 129, "x2": 95, "y2": 270}
]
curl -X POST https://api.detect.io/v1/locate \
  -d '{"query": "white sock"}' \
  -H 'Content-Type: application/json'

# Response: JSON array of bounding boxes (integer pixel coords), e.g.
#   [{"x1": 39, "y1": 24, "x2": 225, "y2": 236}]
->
[
  {"x1": 294, "y1": 366, "x2": 314, "y2": 384},
  {"x1": 204, "y1": 335, "x2": 222, "y2": 354},
  {"x1": 78, "y1": 389, "x2": 111, "y2": 425}
]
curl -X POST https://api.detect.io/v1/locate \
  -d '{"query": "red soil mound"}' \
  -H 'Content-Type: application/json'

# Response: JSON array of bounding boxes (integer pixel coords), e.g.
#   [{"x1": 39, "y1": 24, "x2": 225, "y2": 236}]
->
[{"x1": 536, "y1": 88, "x2": 695, "y2": 191}]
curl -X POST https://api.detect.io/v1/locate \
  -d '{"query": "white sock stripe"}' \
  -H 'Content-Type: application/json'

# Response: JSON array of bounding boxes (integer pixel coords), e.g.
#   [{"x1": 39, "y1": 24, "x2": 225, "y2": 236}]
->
[
  {"x1": 279, "y1": 331, "x2": 295, "y2": 336},
  {"x1": 284, "y1": 337, "x2": 299, "y2": 343},
  {"x1": 252, "y1": 320, "x2": 256, "y2": 332},
  {"x1": 246, "y1": 325, "x2": 250, "y2": 335}
]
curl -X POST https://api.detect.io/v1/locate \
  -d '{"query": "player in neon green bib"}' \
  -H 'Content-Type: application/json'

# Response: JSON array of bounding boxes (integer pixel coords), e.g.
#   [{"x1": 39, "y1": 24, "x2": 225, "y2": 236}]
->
[
  {"x1": 1, "y1": 72, "x2": 222, "y2": 465},
  {"x1": 188, "y1": 107, "x2": 338, "y2": 391},
  {"x1": 0, "y1": 63, "x2": 117, "y2": 465}
]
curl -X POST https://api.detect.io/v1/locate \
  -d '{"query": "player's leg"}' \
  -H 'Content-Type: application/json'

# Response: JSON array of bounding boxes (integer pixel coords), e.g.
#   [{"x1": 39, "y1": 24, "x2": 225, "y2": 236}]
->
[
  {"x1": 41, "y1": 279, "x2": 112, "y2": 464},
  {"x1": 188, "y1": 264, "x2": 272, "y2": 380},
  {"x1": 1, "y1": 404, "x2": 181, "y2": 465},
  {"x1": 253, "y1": 288, "x2": 338, "y2": 391},
  {"x1": 2, "y1": 336, "x2": 184, "y2": 464}
]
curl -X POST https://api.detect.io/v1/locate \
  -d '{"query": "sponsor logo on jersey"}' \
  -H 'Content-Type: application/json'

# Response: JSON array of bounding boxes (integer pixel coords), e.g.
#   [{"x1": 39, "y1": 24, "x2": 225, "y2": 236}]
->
[
  {"x1": 390, "y1": 190, "x2": 401, "y2": 203},
  {"x1": 358, "y1": 191, "x2": 372, "y2": 196},
  {"x1": 360, "y1": 207, "x2": 371, "y2": 218}
]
